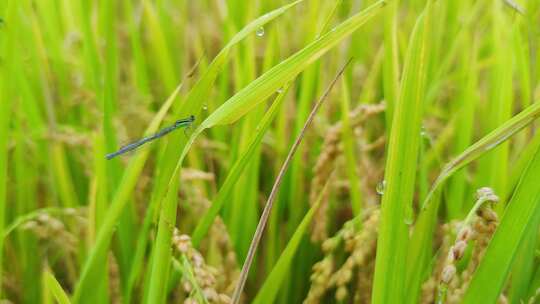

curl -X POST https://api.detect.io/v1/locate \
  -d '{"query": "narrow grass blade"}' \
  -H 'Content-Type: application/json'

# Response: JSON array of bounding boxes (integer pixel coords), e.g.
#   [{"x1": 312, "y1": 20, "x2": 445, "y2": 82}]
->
[
  {"x1": 0, "y1": 1, "x2": 15, "y2": 296},
  {"x1": 446, "y1": 34, "x2": 478, "y2": 219},
  {"x1": 527, "y1": 260, "x2": 540, "y2": 300},
  {"x1": 252, "y1": 180, "x2": 329, "y2": 304},
  {"x1": 462, "y1": 140, "x2": 540, "y2": 303},
  {"x1": 191, "y1": 84, "x2": 290, "y2": 247},
  {"x1": 231, "y1": 59, "x2": 352, "y2": 304},
  {"x1": 197, "y1": 1, "x2": 386, "y2": 128},
  {"x1": 86, "y1": 133, "x2": 109, "y2": 302},
  {"x1": 476, "y1": 0, "x2": 513, "y2": 204},
  {"x1": 225, "y1": 0, "x2": 304, "y2": 49},
  {"x1": 141, "y1": 0, "x2": 178, "y2": 93},
  {"x1": 509, "y1": 130, "x2": 540, "y2": 195},
  {"x1": 405, "y1": 190, "x2": 441, "y2": 303},
  {"x1": 179, "y1": 0, "x2": 305, "y2": 119},
  {"x1": 372, "y1": 2, "x2": 433, "y2": 302},
  {"x1": 2, "y1": 207, "x2": 64, "y2": 239},
  {"x1": 122, "y1": 0, "x2": 150, "y2": 96},
  {"x1": 73, "y1": 83, "x2": 183, "y2": 303},
  {"x1": 45, "y1": 270, "x2": 72, "y2": 304},
  {"x1": 50, "y1": 144, "x2": 80, "y2": 207},
  {"x1": 422, "y1": 100, "x2": 540, "y2": 210},
  {"x1": 341, "y1": 77, "x2": 363, "y2": 217},
  {"x1": 281, "y1": 3, "x2": 346, "y2": 297},
  {"x1": 176, "y1": 256, "x2": 210, "y2": 304},
  {"x1": 227, "y1": 20, "x2": 263, "y2": 262},
  {"x1": 89, "y1": 134, "x2": 107, "y2": 244},
  {"x1": 74, "y1": 0, "x2": 100, "y2": 91},
  {"x1": 123, "y1": 194, "x2": 155, "y2": 303},
  {"x1": 0, "y1": 74, "x2": 10, "y2": 300},
  {"x1": 382, "y1": 0, "x2": 400, "y2": 128},
  {"x1": 283, "y1": 0, "x2": 333, "y2": 254},
  {"x1": 507, "y1": 213, "x2": 540, "y2": 303}
]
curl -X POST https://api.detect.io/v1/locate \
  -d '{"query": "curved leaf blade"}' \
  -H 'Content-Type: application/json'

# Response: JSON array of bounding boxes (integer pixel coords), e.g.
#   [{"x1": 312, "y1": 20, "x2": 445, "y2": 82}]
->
[
  {"x1": 191, "y1": 84, "x2": 291, "y2": 247},
  {"x1": 462, "y1": 141, "x2": 540, "y2": 303},
  {"x1": 200, "y1": 0, "x2": 386, "y2": 127},
  {"x1": 422, "y1": 101, "x2": 540, "y2": 210},
  {"x1": 372, "y1": 2, "x2": 433, "y2": 302}
]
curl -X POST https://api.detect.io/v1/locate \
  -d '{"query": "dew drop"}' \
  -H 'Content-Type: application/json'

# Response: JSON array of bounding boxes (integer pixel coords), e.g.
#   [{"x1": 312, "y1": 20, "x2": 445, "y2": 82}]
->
[
  {"x1": 376, "y1": 180, "x2": 386, "y2": 195},
  {"x1": 256, "y1": 26, "x2": 265, "y2": 37},
  {"x1": 404, "y1": 205, "x2": 414, "y2": 225},
  {"x1": 420, "y1": 125, "x2": 427, "y2": 137},
  {"x1": 202, "y1": 104, "x2": 208, "y2": 111},
  {"x1": 277, "y1": 87, "x2": 284, "y2": 93},
  {"x1": 420, "y1": 125, "x2": 433, "y2": 146},
  {"x1": 404, "y1": 217, "x2": 414, "y2": 225}
]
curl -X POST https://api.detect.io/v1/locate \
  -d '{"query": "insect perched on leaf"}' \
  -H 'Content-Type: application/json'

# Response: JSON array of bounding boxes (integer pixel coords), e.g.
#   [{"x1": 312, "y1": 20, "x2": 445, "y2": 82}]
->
[{"x1": 105, "y1": 115, "x2": 195, "y2": 160}]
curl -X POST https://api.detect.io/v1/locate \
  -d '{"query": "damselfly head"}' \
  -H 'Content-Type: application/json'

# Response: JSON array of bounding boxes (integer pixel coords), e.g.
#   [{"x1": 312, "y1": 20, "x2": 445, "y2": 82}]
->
[{"x1": 174, "y1": 115, "x2": 195, "y2": 127}]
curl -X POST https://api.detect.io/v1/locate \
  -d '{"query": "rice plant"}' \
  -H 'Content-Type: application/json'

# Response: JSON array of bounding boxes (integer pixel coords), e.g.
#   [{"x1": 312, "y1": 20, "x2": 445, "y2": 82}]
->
[{"x1": 1, "y1": 0, "x2": 539, "y2": 303}]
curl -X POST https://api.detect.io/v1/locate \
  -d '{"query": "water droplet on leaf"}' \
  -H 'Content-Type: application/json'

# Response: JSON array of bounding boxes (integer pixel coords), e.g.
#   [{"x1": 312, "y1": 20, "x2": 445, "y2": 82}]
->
[
  {"x1": 376, "y1": 180, "x2": 386, "y2": 195},
  {"x1": 256, "y1": 26, "x2": 265, "y2": 37},
  {"x1": 404, "y1": 204, "x2": 414, "y2": 225},
  {"x1": 404, "y1": 217, "x2": 413, "y2": 225},
  {"x1": 420, "y1": 125, "x2": 433, "y2": 146}
]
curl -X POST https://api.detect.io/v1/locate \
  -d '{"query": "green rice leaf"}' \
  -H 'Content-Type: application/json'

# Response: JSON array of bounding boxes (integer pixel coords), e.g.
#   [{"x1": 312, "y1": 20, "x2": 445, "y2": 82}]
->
[
  {"x1": 73, "y1": 83, "x2": 183, "y2": 303},
  {"x1": 198, "y1": 0, "x2": 386, "y2": 128},
  {"x1": 191, "y1": 84, "x2": 290, "y2": 247},
  {"x1": 178, "y1": 0, "x2": 305, "y2": 119},
  {"x1": 252, "y1": 181, "x2": 329, "y2": 304},
  {"x1": 372, "y1": 2, "x2": 433, "y2": 302},
  {"x1": 167, "y1": 0, "x2": 385, "y2": 189},
  {"x1": 422, "y1": 101, "x2": 540, "y2": 210},
  {"x1": 45, "y1": 271, "x2": 72, "y2": 304},
  {"x1": 462, "y1": 140, "x2": 540, "y2": 303},
  {"x1": 145, "y1": 2, "x2": 308, "y2": 302}
]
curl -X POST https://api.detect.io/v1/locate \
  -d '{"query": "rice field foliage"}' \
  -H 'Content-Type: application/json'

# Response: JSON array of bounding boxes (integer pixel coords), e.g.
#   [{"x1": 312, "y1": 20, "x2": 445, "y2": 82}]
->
[{"x1": 1, "y1": 0, "x2": 540, "y2": 303}]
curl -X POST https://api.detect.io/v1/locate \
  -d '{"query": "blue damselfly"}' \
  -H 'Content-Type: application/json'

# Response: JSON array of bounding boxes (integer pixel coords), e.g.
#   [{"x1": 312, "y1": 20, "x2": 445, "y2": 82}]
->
[{"x1": 106, "y1": 115, "x2": 195, "y2": 160}]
